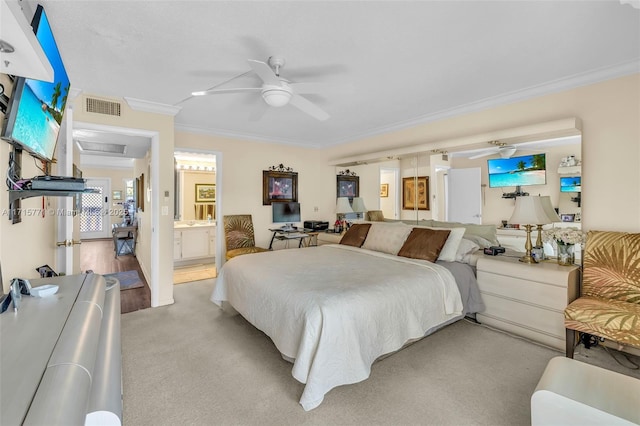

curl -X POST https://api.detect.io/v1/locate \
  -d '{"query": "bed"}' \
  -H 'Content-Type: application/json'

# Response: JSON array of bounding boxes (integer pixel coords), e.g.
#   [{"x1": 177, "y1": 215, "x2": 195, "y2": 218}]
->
[{"x1": 211, "y1": 227, "x2": 484, "y2": 410}]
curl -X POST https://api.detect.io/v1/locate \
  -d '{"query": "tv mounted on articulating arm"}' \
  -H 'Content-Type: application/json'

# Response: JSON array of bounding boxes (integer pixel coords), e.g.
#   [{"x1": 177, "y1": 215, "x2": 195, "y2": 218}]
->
[
  {"x1": 1, "y1": 5, "x2": 72, "y2": 224},
  {"x1": 1, "y1": 4, "x2": 71, "y2": 164},
  {"x1": 487, "y1": 153, "x2": 547, "y2": 198}
]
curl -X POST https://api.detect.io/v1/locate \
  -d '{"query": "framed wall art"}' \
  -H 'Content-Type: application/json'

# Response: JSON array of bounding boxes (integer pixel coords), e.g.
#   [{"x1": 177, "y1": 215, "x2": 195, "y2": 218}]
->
[
  {"x1": 195, "y1": 183, "x2": 216, "y2": 202},
  {"x1": 380, "y1": 183, "x2": 389, "y2": 197},
  {"x1": 402, "y1": 176, "x2": 429, "y2": 210},
  {"x1": 336, "y1": 175, "x2": 359, "y2": 201},
  {"x1": 263, "y1": 170, "x2": 298, "y2": 205}
]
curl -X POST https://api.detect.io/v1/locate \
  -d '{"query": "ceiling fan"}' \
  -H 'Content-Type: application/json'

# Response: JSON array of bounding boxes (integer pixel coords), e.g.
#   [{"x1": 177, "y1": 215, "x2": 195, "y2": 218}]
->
[
  {"x1": 468, "y1": 141, "x2": 536, "y2": 160},
  {"x1": 191, "y1": 56, "x2": 335, "y2": 121}
]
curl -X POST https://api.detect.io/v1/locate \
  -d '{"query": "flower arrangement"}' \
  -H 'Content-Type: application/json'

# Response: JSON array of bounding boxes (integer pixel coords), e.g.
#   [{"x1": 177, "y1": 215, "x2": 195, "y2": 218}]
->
[{"x1": 543, "y1": 227, "x2": 585, "y2": 245}]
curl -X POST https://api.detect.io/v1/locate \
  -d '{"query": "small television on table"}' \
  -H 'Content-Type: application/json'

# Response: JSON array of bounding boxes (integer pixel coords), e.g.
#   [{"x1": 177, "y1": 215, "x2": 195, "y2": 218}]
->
[
  {"x1": 1, "y1": 5, "x2": 71, "y2": 162},
  {"x1": 272, "y1": 202, "x2": 301, "y2": 226},
  {"x1": 488, "y1": 153, "x2": 547, "y2": 188},
  {"x1": 560, "y1": 176, "x2": 581, "y2": 192}
]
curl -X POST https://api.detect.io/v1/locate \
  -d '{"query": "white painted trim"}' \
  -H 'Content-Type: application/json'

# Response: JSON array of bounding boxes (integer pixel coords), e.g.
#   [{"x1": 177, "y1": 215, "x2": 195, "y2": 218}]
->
[
  {"x1": 330, "y1": 117, "x2": 582, "y2": 166},
  {"x1": 124, "y1": 97, "x2": 182, "y2": 116}
]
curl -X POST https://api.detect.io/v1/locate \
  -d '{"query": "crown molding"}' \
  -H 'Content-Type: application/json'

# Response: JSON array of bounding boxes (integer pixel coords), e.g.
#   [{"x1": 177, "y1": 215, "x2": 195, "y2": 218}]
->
[
  {"x1": 124, "y1": 97, "x2": 182, "y2": 116},
  {"x1": 325, "y1": 60, "x2": 640, "y2": 147}
]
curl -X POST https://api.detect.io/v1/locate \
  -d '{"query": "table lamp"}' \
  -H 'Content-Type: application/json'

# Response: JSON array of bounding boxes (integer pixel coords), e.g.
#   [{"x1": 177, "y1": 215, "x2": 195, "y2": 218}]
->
[
  {"x1": 535, "y1": 196, "x2": 562, "y2": 247},
  {"x1": 335, "y1": 197, "x2": 353, "y2": 233},
  {"x1": 351, "y1": 197, "x2": 367, "y2": 220},
  {"x1": 509, "y1": 196, "x2": 553, "y2": 264}
]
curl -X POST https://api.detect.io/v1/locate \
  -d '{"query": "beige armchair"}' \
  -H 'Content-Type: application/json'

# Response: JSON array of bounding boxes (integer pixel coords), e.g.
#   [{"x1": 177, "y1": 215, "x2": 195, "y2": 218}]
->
[{"x1": 223, "y1": 214, "x2": 269, "y2": 261}]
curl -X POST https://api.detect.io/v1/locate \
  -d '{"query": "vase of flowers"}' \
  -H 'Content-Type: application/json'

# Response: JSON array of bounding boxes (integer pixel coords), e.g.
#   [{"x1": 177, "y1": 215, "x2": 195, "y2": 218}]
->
[{"x1": 543, "y1": 227, "x2": 585, "y2": 266}]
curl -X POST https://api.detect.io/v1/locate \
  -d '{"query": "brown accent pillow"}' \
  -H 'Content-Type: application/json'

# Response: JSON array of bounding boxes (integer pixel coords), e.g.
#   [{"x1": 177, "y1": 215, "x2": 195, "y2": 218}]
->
[
  {"x1": 397, "y1": 228, "x2": 451, "y2": 262},
  {"x1": 339, "y1": 223, "x2": 372, "y2": 247}
]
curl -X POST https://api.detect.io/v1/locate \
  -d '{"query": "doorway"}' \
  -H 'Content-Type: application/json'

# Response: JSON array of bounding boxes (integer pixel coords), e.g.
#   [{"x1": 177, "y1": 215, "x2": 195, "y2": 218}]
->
[
  {"x1": 380, "y1": 167, "x2": 399, "y2": 219},
  {"x1": 80, "y1": 178, "x2": 111, "y2": 239},
  {"x1": 173, "y1": 148, "x2": 222, "y2": 283}
]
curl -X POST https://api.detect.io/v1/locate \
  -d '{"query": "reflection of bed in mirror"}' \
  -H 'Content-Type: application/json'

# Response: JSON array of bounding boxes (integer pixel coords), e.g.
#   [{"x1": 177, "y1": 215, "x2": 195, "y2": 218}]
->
[{"x1": 211, "y1": 223, "x2": 484, "y2": 411}]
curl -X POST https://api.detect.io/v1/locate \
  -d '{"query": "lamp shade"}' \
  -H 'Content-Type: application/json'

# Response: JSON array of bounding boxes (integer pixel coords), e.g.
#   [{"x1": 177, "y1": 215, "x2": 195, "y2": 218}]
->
[
  {"x1": 509, "y1": 196, "x2": 552, "y2": 225},
  {"x1": 539, "y1": 196, "x2": 561, "y2": 223},
  {"x1": 351, "y1": 197, "x2": 367, "y2": 213},
  {"x1": 335, "y1": 197, "x2": 354, "y2": 214}
]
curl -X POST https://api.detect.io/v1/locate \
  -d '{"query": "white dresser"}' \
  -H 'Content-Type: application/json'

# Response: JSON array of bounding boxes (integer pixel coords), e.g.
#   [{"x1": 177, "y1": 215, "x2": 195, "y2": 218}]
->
[
  {"x1": 476, "y1": 255, "x2": 580, "y2": 351},
  {"x1": 0, "y1": 273, "x2": 122, "y2": 425}
]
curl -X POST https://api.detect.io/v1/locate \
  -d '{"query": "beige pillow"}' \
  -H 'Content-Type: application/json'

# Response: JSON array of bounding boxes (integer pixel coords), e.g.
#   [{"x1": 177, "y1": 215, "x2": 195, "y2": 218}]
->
[
  {"x1": 339, "y1": 223, "x2": 371, "y2": 247},
  {"x1": 398, "y1": 228, "x2": 451, "y2": 262},
  {"x1": 361, "y1": 222, "x2": 412, "y2": 255},
  {"x1": 430, "y1": 220, "x2": 499, "y2": 246}
]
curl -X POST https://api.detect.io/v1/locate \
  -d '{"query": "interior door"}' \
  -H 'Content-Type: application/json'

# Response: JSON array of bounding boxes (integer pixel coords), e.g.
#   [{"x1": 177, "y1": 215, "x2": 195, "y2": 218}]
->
[
  {"x1": 447, "y1": 167, "x2": 482, "y2": 224},
  {"x1": 80, "y1": 178, "x2": 111, "y2": 239},
  {"x1": 55, "y1": 111, "x2": 76, "y2": 274}
]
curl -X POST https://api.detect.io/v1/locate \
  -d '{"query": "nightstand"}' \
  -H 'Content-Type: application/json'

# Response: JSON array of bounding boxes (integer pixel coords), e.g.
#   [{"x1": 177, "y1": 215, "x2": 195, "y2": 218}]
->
[{"x1": 476, "y1": 255, "x2": 580, "y2": 351}]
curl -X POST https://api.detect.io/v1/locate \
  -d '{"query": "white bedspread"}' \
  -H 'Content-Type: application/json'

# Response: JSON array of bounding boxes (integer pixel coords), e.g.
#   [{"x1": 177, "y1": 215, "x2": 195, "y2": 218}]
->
[{"x1": 211, "y1": 244, "x2": 463, "y2": 410}]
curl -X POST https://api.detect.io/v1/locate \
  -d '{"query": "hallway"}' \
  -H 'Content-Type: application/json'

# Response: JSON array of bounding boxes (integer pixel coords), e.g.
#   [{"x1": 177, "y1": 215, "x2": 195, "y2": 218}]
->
[{"x1": 80, "y1": 239, "x2": 151, "y2": 314}]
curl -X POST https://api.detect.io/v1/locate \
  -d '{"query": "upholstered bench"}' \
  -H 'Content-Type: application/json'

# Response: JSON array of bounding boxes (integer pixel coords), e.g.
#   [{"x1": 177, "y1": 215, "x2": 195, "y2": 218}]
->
[{"x1": 531, "y1": 357, "x2": 640, "y2": 426}]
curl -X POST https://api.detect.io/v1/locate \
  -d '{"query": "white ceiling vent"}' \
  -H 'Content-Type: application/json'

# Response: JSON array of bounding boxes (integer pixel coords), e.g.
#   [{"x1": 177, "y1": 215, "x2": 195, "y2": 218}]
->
[
  {"x1": 86, "y1": 97, "x2": 121, "y2": 116},
  {"x1": 77, "y1": 140, "x2": 126, "y2": 154}
]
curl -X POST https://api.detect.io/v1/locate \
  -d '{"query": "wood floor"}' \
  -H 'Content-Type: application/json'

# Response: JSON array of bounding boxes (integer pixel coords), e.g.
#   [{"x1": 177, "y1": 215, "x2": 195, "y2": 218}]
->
[{"x1": 80, "y1": 239, "x2": 151, "y2": 314}]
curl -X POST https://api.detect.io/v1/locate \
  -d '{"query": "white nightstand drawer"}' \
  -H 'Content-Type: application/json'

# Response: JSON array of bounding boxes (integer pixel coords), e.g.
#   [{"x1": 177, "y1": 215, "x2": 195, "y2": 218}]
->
[
  {"x1": 477, "y1": 271, "x2": 568, "y2": 311},
  {"x1": 479, "y1": 293, "x2": 566, "y2": 339}
]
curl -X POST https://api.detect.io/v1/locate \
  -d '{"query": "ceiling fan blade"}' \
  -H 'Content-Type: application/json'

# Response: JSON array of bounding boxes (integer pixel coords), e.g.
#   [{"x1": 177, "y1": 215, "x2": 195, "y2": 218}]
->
[
  {"x1": 247, "y1": 59, "x2": 281, "y2": 86},
  {"x1": 468, "y1": 150, "x2": 497, "y2": 160},
  {"x1": 192, "y1": 87, "x2": 261, "y2": 96},
  {"x1": 289, "y1": 94, "x2": 329, "y2": 121}
]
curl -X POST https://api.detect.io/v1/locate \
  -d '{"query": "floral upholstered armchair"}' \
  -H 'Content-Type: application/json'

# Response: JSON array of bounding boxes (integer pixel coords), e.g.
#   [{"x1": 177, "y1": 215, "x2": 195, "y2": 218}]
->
[{"x1": 564, "y1": 231, "x2": 640, "y2": 357}]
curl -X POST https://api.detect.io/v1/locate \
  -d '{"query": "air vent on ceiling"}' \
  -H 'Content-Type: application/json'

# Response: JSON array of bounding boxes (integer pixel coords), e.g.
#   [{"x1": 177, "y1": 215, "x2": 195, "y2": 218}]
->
[
  {"x1": 77, "y1": 140, "x2": 126, "y2": 154},
  {"x1": 85, "y1": 97, "x2": 121, "y2": 116}
]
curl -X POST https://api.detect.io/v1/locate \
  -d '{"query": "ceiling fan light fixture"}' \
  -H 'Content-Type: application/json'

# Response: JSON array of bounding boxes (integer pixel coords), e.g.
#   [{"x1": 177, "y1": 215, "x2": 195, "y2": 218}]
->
[
  {"x1": 262, "y1": 88, "x2": 291, "y2": 107},
  {"x1": 499, "y1": 146, "x2": 517, "y2": 158}
]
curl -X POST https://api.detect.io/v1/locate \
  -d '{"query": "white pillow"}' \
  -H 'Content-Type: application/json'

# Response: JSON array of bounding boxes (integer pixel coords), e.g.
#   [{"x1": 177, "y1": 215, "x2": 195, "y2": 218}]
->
[
  {"x1": 455, "y1": 238, "x2": 480, "y2": 263},
  {"x1": 362, "y1": 222, "x2": 412, "y2": 255},
  {"x1": 413, "y1": 226, "x2": 465, "y2": 262}
]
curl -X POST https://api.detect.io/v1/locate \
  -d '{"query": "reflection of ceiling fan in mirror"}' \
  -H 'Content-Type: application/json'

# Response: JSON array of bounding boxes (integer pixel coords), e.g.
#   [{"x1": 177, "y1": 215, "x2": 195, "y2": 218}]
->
[
  {"x1": 468, "y1": 141, "x2": 536, "y2": 160},
  {"x1": 191, "y1": 56, "x2": 345, "y2": 121}
]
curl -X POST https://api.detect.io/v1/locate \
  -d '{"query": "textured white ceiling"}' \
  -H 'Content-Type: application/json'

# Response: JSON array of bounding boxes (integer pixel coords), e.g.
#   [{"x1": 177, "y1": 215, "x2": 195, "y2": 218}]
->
[{"x1": 30, "y1": 0, "x2": 640, "y2": 149}]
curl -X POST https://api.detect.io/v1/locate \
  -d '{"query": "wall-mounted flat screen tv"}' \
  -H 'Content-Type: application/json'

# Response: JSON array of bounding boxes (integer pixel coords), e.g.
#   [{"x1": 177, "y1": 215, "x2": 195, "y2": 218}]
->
[
  {"x1": 1, "y1": 5, "x2": 70, "y2": 162},
  {"x1": 488, "y1": 154, "x2": 546, "y2": 188},
  {"x1": 272, "y1": 202, "x2": 301, "y2": 223},
  {"x1": 560, "y1": 176, "x2": 581, "y2": 192}
]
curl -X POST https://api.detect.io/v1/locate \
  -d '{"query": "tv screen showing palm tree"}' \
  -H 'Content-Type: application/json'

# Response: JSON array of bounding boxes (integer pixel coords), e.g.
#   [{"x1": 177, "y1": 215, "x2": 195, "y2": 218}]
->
[{"x1": 487, "y1": 154, "x2": 546, "y2": 188}]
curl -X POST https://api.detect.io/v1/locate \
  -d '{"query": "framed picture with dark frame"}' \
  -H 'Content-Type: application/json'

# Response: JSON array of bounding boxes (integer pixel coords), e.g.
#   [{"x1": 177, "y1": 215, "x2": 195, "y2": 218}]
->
[
  {"x1": 336, "y1": 175, "x2": 359, "y2": 201},
  {"x1": 263, "y1": 170, "x2": 298, "y2": 205},
  {"x1": 402, "y1": 176, "x2": 429, "y2": 210},
  {"x1": 195, "y1": 183, "x2": 216, "y2": 202}
]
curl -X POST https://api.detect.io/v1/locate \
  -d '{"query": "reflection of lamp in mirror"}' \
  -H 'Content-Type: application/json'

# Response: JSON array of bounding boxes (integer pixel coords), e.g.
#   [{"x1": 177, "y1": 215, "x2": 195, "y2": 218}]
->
[
  {"x1": 351, "y1": 197, "x2": 367, "y2": 220},
  {"x1": 509, "y1": 196, "x2": 554, "y2": 264},
  {"x1": 335, "y1": 197, "x2": 353, "y2": 233},
  {"x1": 532, "y1": 196, "x2": 562, "y2": 261}
]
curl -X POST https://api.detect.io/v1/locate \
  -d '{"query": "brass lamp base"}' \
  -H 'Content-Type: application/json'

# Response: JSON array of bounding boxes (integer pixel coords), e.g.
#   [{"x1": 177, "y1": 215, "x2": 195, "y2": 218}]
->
[{"x1": 518, "y1": 224, "x2": 539, "y2": 264}]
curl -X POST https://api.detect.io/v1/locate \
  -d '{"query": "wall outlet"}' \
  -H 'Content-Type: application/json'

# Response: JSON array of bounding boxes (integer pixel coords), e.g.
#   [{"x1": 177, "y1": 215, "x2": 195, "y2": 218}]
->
[{"x1": 161, "y1": 206, "x2": 169, "y2": 216}]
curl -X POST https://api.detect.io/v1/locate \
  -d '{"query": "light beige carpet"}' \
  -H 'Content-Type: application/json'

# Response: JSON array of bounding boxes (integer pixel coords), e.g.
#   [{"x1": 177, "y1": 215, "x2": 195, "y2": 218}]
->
[
  {"x1": 121, "y1": 280, "x2": 639, "y2": 425},
  {"x1": 173, "y1": 265, "x2": 217, "y2": 284}
]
